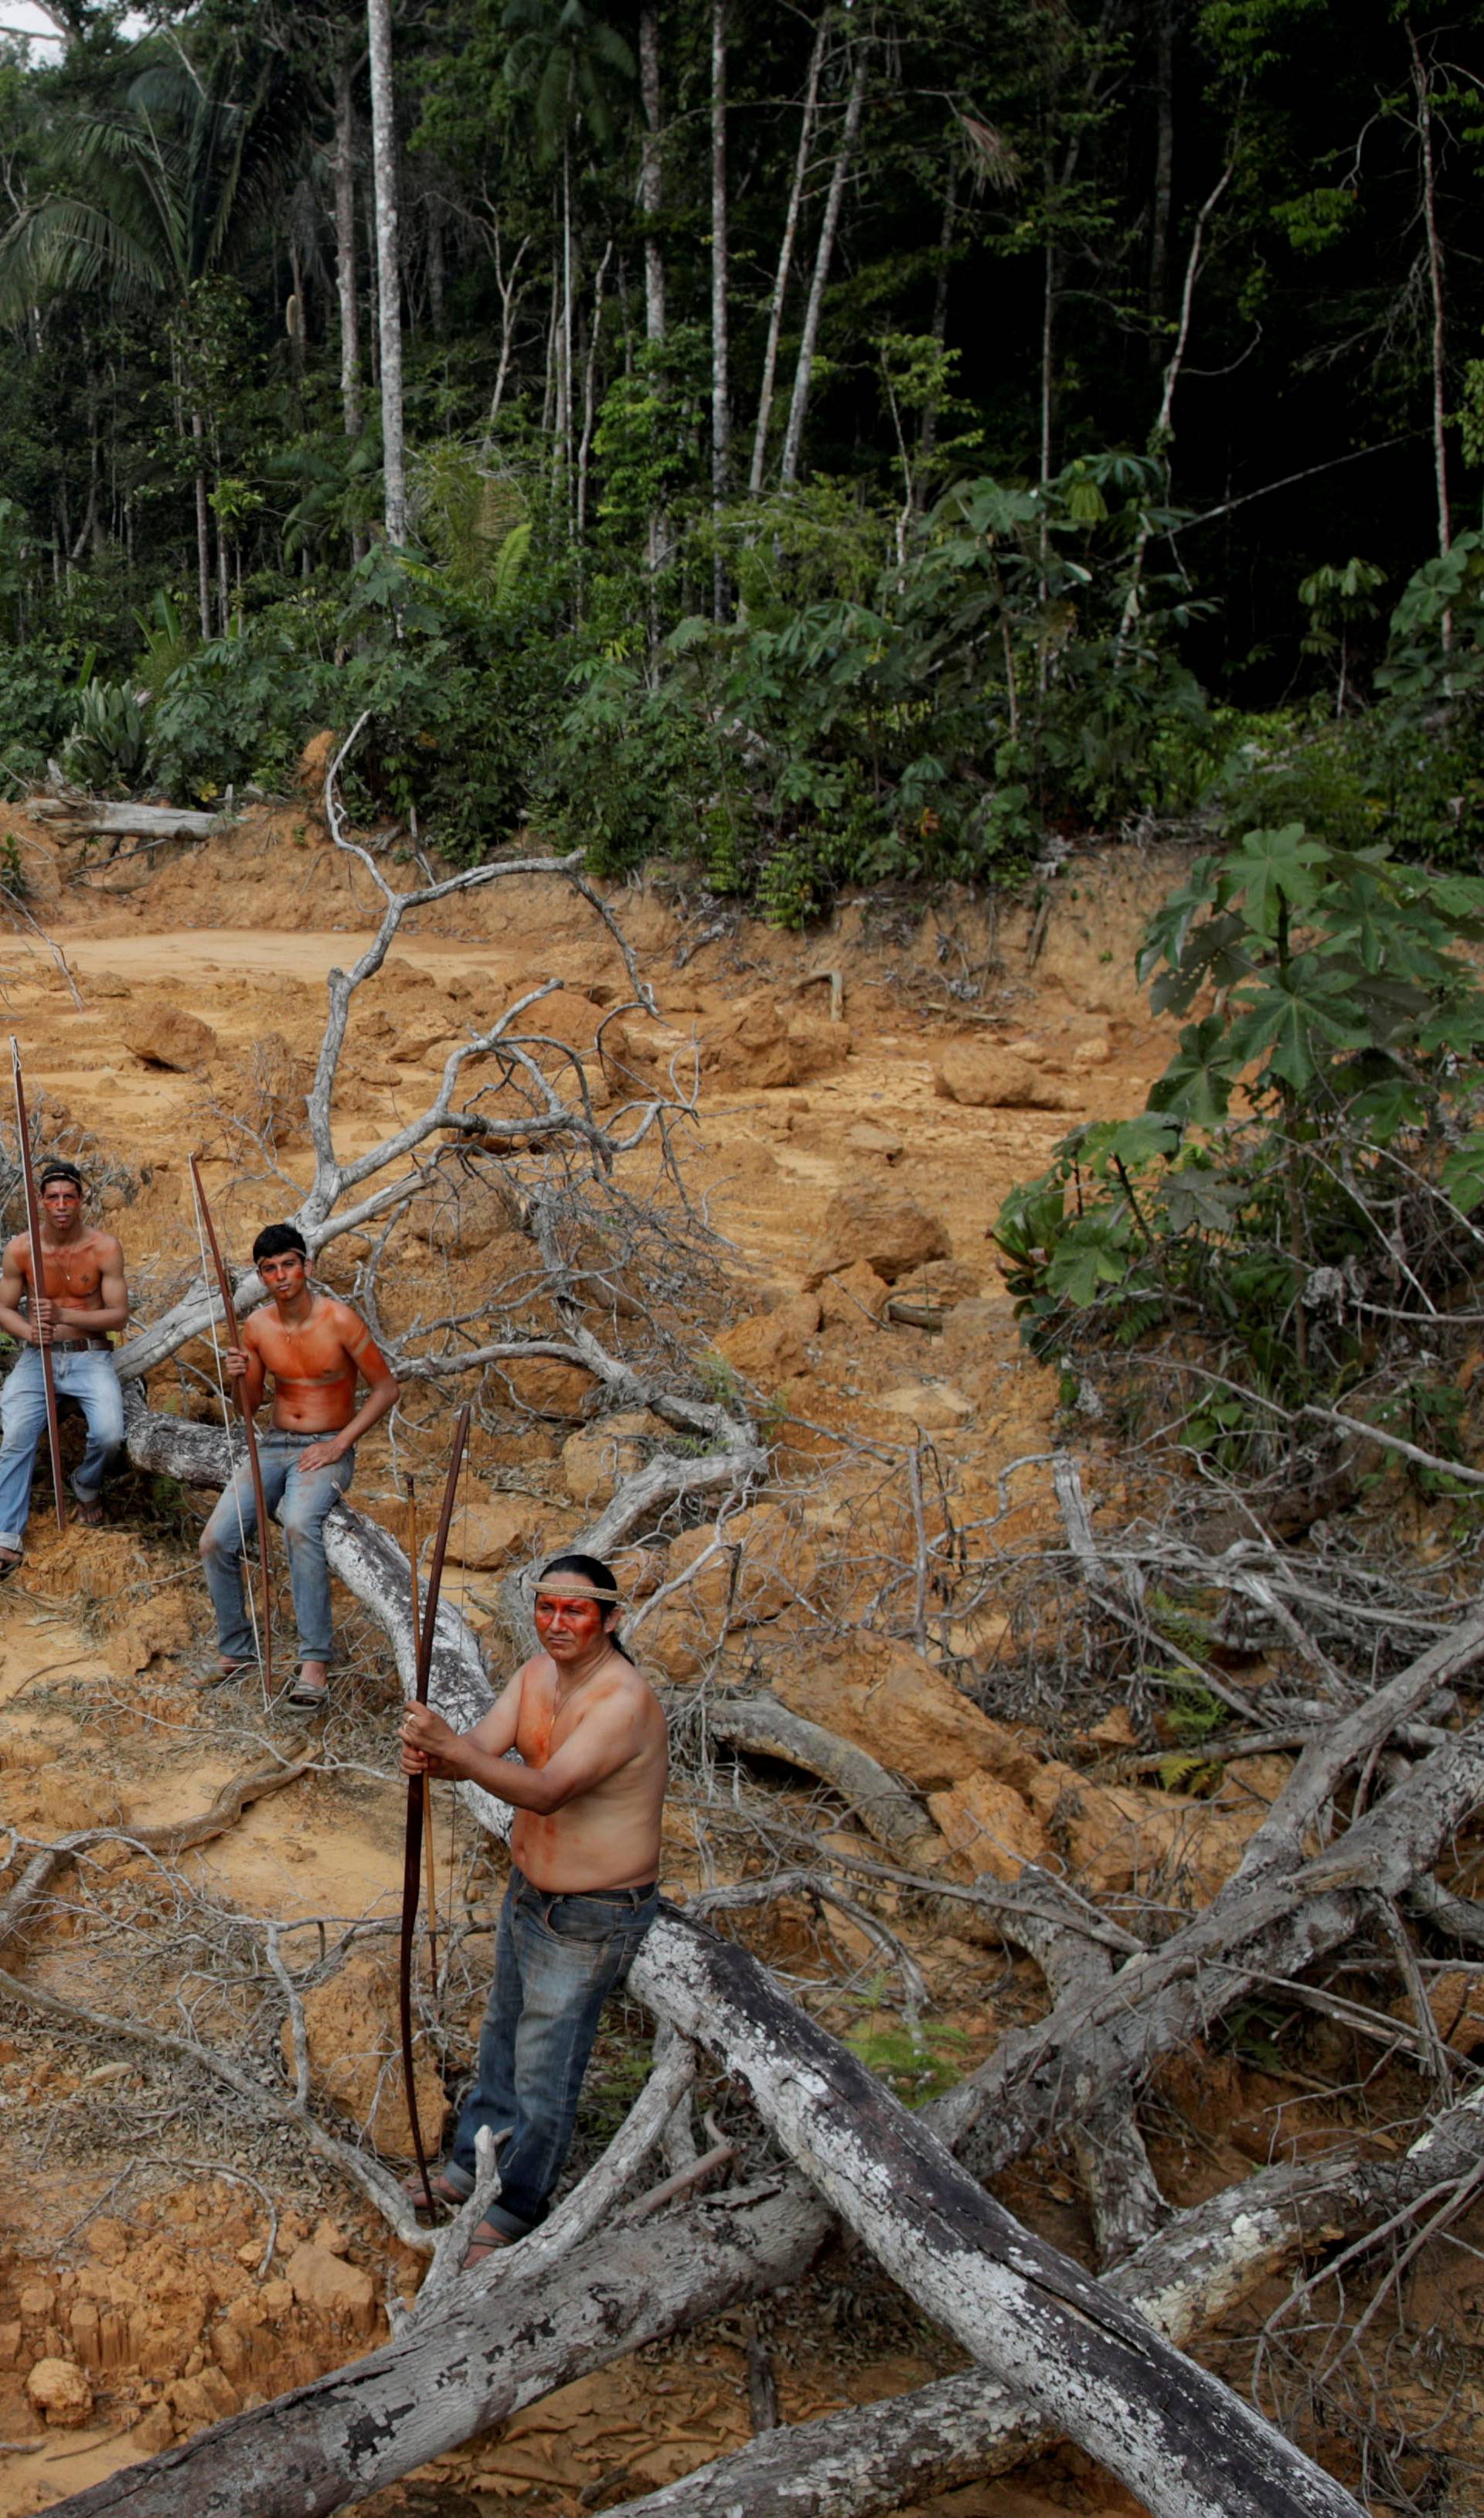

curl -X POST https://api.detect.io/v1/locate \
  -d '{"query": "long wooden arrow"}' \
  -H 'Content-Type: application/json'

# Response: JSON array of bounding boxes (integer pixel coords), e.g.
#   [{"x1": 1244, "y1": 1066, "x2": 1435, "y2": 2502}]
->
[
  {"x1": 10, "y1": 1041, "x2": 66, "y2": 1530},
  {"x1": 400, "y1": 1403, "x2": 471, "y2": 2213},
  {"x1": 189, "y1": 1157, "x2": 273, "y2": 1703}
]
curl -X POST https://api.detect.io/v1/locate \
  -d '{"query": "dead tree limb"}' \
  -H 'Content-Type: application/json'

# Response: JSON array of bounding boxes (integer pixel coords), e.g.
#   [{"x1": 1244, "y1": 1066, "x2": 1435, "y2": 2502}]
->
[
  {"x1": 703, "y1": 1697, "x2": 943, "y2": 1867},
  {"x1": 938, "y1": 1698, "x2": 1484, "y2": 2182}
]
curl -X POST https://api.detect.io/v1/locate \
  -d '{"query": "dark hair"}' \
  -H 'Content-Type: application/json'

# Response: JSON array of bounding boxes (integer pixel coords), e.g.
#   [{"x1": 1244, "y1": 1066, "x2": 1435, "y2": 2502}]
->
[
  {"x1": 537, "y1": 1552, "x2": 634, "y2": 1661},
  {"x1": 39, "y1": 1162, "x2": 83, "y2": 1194},
  {"x1": 253, "y1": 1222, "x2": 308, "y2": 1264}
]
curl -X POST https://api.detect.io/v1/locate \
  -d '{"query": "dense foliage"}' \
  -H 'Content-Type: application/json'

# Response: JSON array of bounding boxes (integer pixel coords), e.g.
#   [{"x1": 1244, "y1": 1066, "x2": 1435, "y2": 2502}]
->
[{"x1": 0, "y1": 1, "x2": 1480, "y2": 907}]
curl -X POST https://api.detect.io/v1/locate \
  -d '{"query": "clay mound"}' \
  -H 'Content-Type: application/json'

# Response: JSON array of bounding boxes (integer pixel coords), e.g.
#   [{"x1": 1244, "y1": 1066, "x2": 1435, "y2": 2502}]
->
[{"x1": 934, "y1": 1042, "x2": 1078, "y2": 1112}]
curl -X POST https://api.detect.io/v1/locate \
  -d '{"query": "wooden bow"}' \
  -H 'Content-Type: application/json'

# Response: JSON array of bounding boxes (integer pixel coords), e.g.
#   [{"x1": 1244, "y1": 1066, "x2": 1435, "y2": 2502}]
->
[
  {"x1": 10, "y1": 1041, "x2": 65, "y2": 1530},
  {"x1": 189, "y1": 1157, "x2": 273, "y2": 1703},
  {"x1": 400, "y1": 1402, "x2": 471, "y2": 2213}
]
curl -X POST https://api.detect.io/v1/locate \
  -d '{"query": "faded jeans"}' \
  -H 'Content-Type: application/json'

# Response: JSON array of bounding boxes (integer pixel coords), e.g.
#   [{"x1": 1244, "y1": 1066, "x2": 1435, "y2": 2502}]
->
[
  {"x1": 0, "y1": 1346, "x2": 124, "y2": 1549},
  {"x1": 446, "y1": 1866, "x2": 659, "y2": 2238},
  {"x1": 199, "y1": 1429, "x2": 353, "y2": 1666}
]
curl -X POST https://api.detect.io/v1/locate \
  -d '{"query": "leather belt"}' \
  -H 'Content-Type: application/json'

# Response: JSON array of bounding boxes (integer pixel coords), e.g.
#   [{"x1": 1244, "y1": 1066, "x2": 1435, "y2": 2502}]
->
[{"x1": 46, "y1": 1337, "x2": 108, "y2": 1354}]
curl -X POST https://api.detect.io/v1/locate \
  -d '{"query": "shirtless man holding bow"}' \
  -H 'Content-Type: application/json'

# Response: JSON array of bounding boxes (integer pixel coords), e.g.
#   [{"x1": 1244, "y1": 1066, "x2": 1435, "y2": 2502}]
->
[
  {"x1": 400, "y1": 1552, "x2": 666, "y2": 2264},
  {"x1": 199, "y1": 1222, "x2": 398, "y2": 1708},
  {"x1": 0, "y1": 1160, "x2": 129, "y2": 1568}
]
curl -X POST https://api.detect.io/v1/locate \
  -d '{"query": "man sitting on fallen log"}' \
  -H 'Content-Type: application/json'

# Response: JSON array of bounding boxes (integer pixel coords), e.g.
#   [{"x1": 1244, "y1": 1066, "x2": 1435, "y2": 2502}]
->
[
  {"x1": 199, "y1": 1221, "x2": 398, "y2": 1709},
  {"x1": 0, "y1": 1159, "x2": 130, "y2": 1569},
  {"x1": 400, "y1": 1552, "x2": 666, "y2": 2265}
]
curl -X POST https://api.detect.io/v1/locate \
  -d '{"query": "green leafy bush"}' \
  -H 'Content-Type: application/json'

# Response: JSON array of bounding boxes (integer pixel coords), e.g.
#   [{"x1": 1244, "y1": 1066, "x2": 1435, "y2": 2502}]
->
[{"x1": 994, "y1": 824, "x2": 1484, "y2": 1414}]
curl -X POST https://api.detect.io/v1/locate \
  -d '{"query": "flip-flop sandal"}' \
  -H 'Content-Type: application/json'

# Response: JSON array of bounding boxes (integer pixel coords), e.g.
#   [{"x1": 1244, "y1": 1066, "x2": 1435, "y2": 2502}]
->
[
  {"x1": 282, "y1": 1678, "x2": 329, "y2": 1711},
  {"x1": 400, "y1": 2168, "x2": 465, "y2": 2211},
  {"x1": 70, "y1": 1499, "x2": 104, "y2": 1528},
  {"x1": 187, "y1": 1661, "x2": 252, "y2": 1693},
  {"x1": 0, "y1": 1554, "x2": 22, "y2": 1582},
  {"x1": 461, "y1": 2221, "x2": 515, "y2": 2269}
]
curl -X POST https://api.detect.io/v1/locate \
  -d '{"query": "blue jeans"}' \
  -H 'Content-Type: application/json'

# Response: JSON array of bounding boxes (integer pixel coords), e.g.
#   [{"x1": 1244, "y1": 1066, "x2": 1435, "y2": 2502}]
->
[
  {"x1": 447, "y1": 1866, "x2": 659, "y2": 2237},
  {"x1": 199, "y1": 1431, "x2": 353, "y2": 1666},
  {"x1": 0, "y1": 1346, "x2": 124, "y2": 1549}
]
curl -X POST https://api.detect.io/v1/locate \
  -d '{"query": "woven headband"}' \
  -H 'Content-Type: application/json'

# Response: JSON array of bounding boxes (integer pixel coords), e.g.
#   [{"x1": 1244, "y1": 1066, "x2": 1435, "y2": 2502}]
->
[{"x1": 533, "y1": 1576, "x2": 622, "y2": 1604}]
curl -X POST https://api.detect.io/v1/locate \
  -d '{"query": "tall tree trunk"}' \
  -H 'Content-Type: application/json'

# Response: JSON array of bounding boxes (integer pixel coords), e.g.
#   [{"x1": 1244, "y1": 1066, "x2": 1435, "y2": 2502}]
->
[
  {"x1": 192, "y1": 409, "x2": 212, "y2": 640},
  {"x1": 748, "y1": 10, "x2": 827, "y2": 494},
  {"x1": 710, "y1": 0, "x2": 730, "y2": 612},
  {"x1": 488, "y1": 227, "x2": 530, "y2": 425},
  {"x1": 332, "y1": 53, "x2": 363, "y2": 439},
  {"x1": 779, "y1": 39, "x2": 868, "y2": 489},
  {"x1": 1407, "y1": 19, "x2": 1452, "y2": 591},
  {"x1": 561, "y1": 133, "x2": 576, "y2": 530},
  {"x1": 366, "y1": 0, "x2": 407, "y2": 546},
  {"x1": 577, "y1": 240, "x2": 613, "y2": 542},
  {"x1": 426, "y1": 201, "x2": 445, "y2": 333},
  {"x1": 916, "y1": 157, "x2": 958, "y2": 493},
  {"x1": 1147, "y1": 0, "x2": 1175, "y2": 366},
  {"x1": 639, "y1": 2, "x2": 665, "y2": 345}
]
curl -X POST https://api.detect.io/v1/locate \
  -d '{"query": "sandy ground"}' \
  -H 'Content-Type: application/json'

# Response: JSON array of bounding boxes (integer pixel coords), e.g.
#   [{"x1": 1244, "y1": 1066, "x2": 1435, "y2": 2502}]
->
[{"x1": 0, "y1": 810, "x2": 1213, "y2": 2518}]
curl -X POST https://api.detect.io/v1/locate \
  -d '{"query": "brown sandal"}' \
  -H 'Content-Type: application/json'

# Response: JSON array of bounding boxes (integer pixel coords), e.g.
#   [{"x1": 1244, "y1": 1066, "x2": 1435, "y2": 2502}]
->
[{"x1": 461, "y1": 2220, "x2": 515, "y2": 2269}]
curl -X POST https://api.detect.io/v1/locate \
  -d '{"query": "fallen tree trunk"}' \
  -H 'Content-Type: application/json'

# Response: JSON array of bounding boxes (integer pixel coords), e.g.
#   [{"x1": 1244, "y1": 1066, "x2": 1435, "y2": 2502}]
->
[
  {"x1": 28, "y1": 799, "x2": 231, "y2": 841},
  {"x1": 607, "y1": 2084, "x2": 1484, "y2": 2518}
]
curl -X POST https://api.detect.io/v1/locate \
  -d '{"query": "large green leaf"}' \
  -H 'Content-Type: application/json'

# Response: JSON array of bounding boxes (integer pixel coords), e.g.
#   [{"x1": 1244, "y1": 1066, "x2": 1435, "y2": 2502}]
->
[{"x1": 1229, "y1": 823, "x2": 1326, "y2": 938}]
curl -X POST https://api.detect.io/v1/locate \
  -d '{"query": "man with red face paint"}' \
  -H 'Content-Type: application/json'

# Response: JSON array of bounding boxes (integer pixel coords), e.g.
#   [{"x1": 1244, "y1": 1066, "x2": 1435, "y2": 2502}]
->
[
  {"x1": 400, "y1": 1549, "x2": 666, "y2": 2264},
  {"x1": 0, "y1": 1160, "x2": 129, "y2": 1570}
]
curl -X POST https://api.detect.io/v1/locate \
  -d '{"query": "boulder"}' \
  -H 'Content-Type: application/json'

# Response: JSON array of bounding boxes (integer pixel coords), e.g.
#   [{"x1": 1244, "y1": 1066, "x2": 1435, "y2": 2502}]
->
[
  {"x1": 698, "y1": 997, "x2": 850, "y2": 1091},
  {"x1": 764, "y1": 1633, "x2": 1038, "y2": 1793},
  {"x1": 804, "y1": 1187, "x2": 950, "y2": 1289},
  {"x1": 406, "y1": 1174, "x2": 525, "y2": 1259},
  {"x1": 285, "y1": 1949, "x2": 446, "y2": 2161},
  {"x1": 283, "y1": 2243, "x2": 376, "y2": 2337},
  {"x1": 501, "y1": 1355, "x2": 598, "y2": 1419},
  {"x1": 1027, "y1": 1764, "x2": 1264, "y2": 1908},
  {"x1": 715, "y1": 1291, "x2": 820, "y2": 1383},
  {"x1": 890, "y1": 1259, "x2": 983, "y2": 1313},
  {"x1": 295, "y1": 731, "x2": 339, "y2": 797},
  {"x1": 818, "y1": 1258, "x2": 890, "y2": 1326},
  {"x1": 876, "y1": 1382, "x2": 975, "y2": 1433},
  {"x1": 664, "y1": 1501, "x2": 812, "y2": 1627},
  {"x1": 933, "y1": 1044, "x2": 1079, "y2": 1112},
  {"x1": 444, "y1": 1495, "x2": 550, "y2": 1571},
  {"x1": 560, "y1": 1410, "x2": 661, "y2": 1508},
  {"x1": 26, "y1": 2356, "x2": 93, "y2": 2426},
  {"x1": 843, "y1": 1121, "x2": 905, "y2": 1163},
  {"x1": 928, "y1": 1773, "x2": 1048, "y2": 1882},
  {"x1": 120, "y1": 1001, "x2": 217, "y2": 1072}
]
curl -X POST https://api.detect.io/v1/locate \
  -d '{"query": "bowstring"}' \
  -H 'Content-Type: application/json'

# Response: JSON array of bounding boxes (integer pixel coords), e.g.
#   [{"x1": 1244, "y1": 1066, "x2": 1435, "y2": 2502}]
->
[{"x1": 189, "y1": 1170, "x2": 267, "y2": 1712}]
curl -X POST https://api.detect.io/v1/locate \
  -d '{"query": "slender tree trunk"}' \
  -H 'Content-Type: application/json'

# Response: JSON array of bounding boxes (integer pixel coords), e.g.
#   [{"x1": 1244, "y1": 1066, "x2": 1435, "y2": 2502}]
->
[
  {"x1": 561, "y1": 132, "x2": 576, "y2": 530},
  {"x1": 577, "y1": 240, "x2": 613, "y2": 542},
  {"x1": 916, "y1": 158, "x2": 958, "y2": 494},
  {"x1": 779, "y1": 39, "x2": 868, "y2": 488},
  {"x1": 426, "y1": 202, "x2": 444, "y2": 333},
  {"x1": 191, "y1": 409, "x2": 212, "y2": 640},
  {"x1": 288, "y1": 237, "x2": 307, "y2": 379},
  {"x1": 332, "y1": 53, "x2": 363, "y2": 439},
  {"x1": 749, "y1": 10, "x2": 827, "y2": 495},
  {"x1": 366, "y1": 0, "x2": 407, "y2": 546},
  {"x1": 1148, "y1": 0, "x2": 1175, "y2": 366},
  {"x1": 639, "y1": 2, "x2": 665, "y2": 345},
  {"x1": 1407, "y1": 19, "x2": 1452, "y2": 615},
  {"x1": 488, "y1": 228, "x2": 529, "y2": 425},
  {"x1": 710, "y1": 0, "x2": 730, "y2": 612}
]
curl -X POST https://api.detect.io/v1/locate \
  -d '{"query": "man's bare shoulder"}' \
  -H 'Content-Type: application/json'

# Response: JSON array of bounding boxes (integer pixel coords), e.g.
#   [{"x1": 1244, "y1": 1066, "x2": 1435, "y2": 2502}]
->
[
  {"x1": 2, "y1": 1231, "x2": 28, "y2": 1269},
  {"x1": 323, "y1": 1294, "x2": 380, "y2": 1349},
  {"x1": 594, "y1": 1658, "x2": 664, "y2": 1722},
  {"x1": 88, "y1": 1228, "x2": 124, "y2": 1266}
]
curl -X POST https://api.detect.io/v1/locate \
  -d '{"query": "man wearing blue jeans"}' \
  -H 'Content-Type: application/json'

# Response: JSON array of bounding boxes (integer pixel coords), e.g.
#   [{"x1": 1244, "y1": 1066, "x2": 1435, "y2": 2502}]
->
[
  {"x1": 199, "y1": 1222, "x2": 398, "y2": 1709},
  {"x1": 400, "y1": 1552, "x2": 667, "y2": 2264},
  {"x1": 0, "y1": 1160, "x2": 130, "y2": 1569}
]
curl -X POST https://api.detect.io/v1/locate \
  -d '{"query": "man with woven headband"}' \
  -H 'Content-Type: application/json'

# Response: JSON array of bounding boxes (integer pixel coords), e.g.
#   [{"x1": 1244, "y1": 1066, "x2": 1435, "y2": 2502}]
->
[
  {"x1": 0, "y1": 1160, "x2": 129, "y2": 1572},
  {"x1": 400, "y1": 1549, "x2": 666, "y2": 2264}
]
